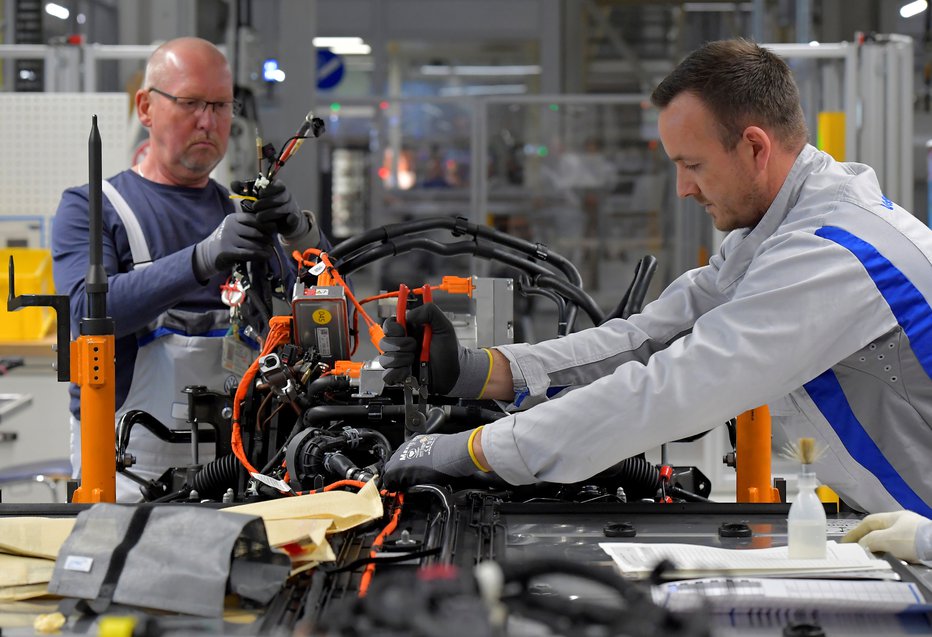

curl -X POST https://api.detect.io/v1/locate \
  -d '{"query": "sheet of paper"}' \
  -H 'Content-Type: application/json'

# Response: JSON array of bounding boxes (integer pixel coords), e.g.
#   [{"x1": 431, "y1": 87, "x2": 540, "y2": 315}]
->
[
  {"x1": 0, "y1": 554, "x2": 55, "y2": 588},
  {"x1": 225, "y1": 478, "x2": 382, "y2": 532},
  {"x1": 0, "y1": 518, "x2": 75, "y2": 560},
  {"x1": 600, "y1": 541, "x2": 893, "y2": 578},
  {"x1": 652, "y1": 577, "x2": 931, "y2": 614},
  {"x1": 0, "y1": 583, "x2": 51, "y2": 602},
  {"x1": 0, "y1": 599, "x2": 62, "y2": 629},
  {"x1": 261, "y1": 518, "x2": 330, "y2": 549},
  {"x1": 289, "y1": 540, "x2": 336, "y2": 565}
]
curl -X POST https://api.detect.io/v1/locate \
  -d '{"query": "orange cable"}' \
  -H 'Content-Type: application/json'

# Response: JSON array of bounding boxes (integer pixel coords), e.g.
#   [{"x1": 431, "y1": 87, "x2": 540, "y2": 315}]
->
[
  {"x1": 359, "y1": 291, "x2": 401, "y2": 305},
  {"x1": 231, "y1": 315, "x2": 292, "y2": 475},
  {"x1": 358, "y1": 492, "x2": 405, "y2": 597},
  {"x1": 293, "y1": 249, "x2": 385, "y2": 351}
]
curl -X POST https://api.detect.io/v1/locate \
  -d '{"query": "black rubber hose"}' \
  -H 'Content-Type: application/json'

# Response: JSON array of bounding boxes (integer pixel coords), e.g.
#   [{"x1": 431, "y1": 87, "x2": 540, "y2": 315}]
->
[
  {"x1": 591, "y1": 455, "x2": 661, "y2": 500},
  {"x1": 423, "y1": 407, "x2": 447, "y2": 434},
  {"x1": 472, "y1": 223, "x2": 583, "y2": 289},
  {"x1": 348, "y1": 427, "x2": 393, "y2": 461},
  {"x1": 338, "y1": 237, "x2": 603, "y2": 326},
  {"x1": 601, "y1": 254, "x2": 659, "y2": 325},
  {"x1": 330, "y1": 217, "x2": 584, "y2": 290},
  {"x1": 518, "y1": 279, "x2": 568, "y2": 336},
  {"x1": 623, "y1": 254, "x2": 657, "y2": 317},
  {"x1": 301, "y1": 404, "x2": 407, "y2": 430},
  {"x1": 329, "y1": 218, "x2": 454, "y2": 262},
  {"x1": 306, "y1": 375, "x2": 350, "y2": 399},
  {"x1": 192, "y1": 453, "x2": 240, "y2": 497},
  {"x1": 116, "y1": 410, "x2": 217, "y2": 459}
]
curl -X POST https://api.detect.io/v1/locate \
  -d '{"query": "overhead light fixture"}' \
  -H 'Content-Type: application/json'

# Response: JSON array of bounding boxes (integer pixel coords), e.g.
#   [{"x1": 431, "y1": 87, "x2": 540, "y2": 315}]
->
[
  {"x1": 438, "y1": 84, "x2": 528, "y2": 97},
  {"x1": 312, "y1": 37, "x2": 371, "y2": 55},
  {"x1": 45, "y1": 2, "x2": 69, "y2": 20},
  {"x1": 682, "y1": 2, "x2": 752, "y2": 11},
  {"x1": 900, "y1": 0, "x2": 927, "y2": 18},
  {"x1": 421, "y1": 64, "x2": 541, "y2": 76}
]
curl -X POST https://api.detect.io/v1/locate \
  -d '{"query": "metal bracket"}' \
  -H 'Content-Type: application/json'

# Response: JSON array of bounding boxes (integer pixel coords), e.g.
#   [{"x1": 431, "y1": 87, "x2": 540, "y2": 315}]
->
[{"x1": 7, "y1": 256, "x2": 71, "y2": 381}]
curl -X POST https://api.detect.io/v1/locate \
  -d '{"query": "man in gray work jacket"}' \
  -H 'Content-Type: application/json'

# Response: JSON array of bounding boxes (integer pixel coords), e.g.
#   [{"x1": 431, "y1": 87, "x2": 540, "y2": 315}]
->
[{"x1": 378, "y1": 38, "x2": 932, "y2": 517}]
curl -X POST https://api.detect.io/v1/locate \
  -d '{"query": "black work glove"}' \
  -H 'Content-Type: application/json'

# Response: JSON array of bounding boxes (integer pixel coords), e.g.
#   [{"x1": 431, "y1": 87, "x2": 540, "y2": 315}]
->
[
  {"x1": 193, "y1": 211, "x2": 275, "y2": 280},
  {"x1": 378, "y1": 303, "x2": 461, "y2": 395},
  {"x1": 382, "y1": 429, "x2": 481, "y2": 489},
  {"x1": 230, "y1": 179, "x2": 309, "y2": 238}
]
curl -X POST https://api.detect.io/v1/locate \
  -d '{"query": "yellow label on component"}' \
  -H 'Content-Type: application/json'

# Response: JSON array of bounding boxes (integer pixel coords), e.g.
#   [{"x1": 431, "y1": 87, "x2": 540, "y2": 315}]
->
[{"x1": 313, "y1": 309, "x2": 332, "y2": 325}]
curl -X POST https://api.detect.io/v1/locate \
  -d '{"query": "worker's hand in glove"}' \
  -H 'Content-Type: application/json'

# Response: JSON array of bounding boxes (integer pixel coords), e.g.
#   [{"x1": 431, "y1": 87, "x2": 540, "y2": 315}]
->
[
  {"x1": 378, "y1": 303, "x2": 465, "y2": 395},
  {"x1": 193, "y1": 211, "x2": 275, "y2": 280},
  {"x1": 841, "y1": 510, "x2": 932, "y2": 563},
  {"x1": 381, "y1": 429, "x2": 487, "y2": 489},
  {"x1": 230, "y1": 179, "x2": 309, "y2": 239}
]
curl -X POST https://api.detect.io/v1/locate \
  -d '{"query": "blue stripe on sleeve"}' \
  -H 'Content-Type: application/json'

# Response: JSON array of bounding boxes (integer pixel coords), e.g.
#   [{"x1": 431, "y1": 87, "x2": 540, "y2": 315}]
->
[
  {"x1": 816, "y1": 225, "x2": 932, "y2": 379},
  {"x1": 808, "y1": 225, "x2": 932, "y2": 514},
  {"x1": 804, "y1": 369, "x2": 932, "y2": 516}
]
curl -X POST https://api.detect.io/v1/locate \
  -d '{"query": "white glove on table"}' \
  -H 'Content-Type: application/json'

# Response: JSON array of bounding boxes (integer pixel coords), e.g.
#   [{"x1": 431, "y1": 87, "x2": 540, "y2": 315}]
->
[{"x1": 842, "y1": 510, "x2": 932, "y2": 563}]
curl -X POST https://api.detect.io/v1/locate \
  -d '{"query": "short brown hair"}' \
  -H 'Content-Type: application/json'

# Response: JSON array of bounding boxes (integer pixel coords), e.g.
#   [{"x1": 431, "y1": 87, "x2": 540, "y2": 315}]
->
[{"x1": 651, "y1": 38, "x2": 808, "y2": 151}]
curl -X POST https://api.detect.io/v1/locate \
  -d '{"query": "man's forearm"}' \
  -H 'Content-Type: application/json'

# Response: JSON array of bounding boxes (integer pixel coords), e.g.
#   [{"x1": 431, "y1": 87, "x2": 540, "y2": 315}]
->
[
  {"x1": 470, "y1": 349, "x2": 511, "y2": 473},
  {"x1": 479, "y1": 348, "x2": 514, "y2": 400}
]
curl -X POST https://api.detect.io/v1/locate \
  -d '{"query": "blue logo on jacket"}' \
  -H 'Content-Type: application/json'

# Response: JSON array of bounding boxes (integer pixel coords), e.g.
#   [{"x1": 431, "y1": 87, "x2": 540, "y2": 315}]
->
[{"x1": 880, "y1": 195, "x2": 894, "y2": 210}]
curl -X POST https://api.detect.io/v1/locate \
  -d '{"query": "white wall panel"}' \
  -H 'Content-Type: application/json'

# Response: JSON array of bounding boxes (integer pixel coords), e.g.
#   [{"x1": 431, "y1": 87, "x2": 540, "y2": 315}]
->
[{"x1": 0, "y1": 93, "x2": 129, "y2": 222}]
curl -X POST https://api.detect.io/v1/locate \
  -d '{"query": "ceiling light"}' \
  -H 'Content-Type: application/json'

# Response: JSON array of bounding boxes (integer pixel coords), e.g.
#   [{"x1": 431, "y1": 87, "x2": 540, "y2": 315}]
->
[
  {"x1": 421, "y1": 64, "x2": 541, "y2": 76},
  {"x1": 313, "y1": 37, "x2": 371, "y2": 55},
  {"x1": 313, "y1": 37, "x2": 363, "y2": 48},
  {"x1": 438, "y1": 84, "x2": 527, "y2": 97},
  {"x1": 900, "y1": 0, "x2": 927, "y2": 18},
  {"x1": 45, "y1": 2, "x2": 69, "y2": 19}
]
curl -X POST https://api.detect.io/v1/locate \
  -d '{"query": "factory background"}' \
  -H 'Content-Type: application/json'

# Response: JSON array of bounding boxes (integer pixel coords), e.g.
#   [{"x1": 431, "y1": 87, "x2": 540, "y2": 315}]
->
[{"x1": 0, "y1": 0, "x2": 926, "y2": 501}]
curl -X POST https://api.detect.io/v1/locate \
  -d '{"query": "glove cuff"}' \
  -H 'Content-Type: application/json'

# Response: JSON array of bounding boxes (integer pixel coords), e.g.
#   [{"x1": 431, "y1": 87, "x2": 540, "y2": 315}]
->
[
  {"x1": 280, "y1": 210, "x2": 321, "y2": 251},
  {"x1": 193, "y1": 240, "x2": 220, "y2": 282},
  {"x1": 916, "y1": 521, "x2": 932, "y2": 564},
  {"x1": 448, "y1": 347, "x2": 493, "y2": 399},
  {"x1": 432, "y1": 428, "x2": 485, "y2": 477}
]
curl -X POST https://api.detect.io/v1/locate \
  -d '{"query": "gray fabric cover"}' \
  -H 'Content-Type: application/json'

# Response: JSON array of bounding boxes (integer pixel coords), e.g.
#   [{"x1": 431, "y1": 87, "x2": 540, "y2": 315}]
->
[{"x1": 48, "y1": 503, "x2": 291, "y2": 616}]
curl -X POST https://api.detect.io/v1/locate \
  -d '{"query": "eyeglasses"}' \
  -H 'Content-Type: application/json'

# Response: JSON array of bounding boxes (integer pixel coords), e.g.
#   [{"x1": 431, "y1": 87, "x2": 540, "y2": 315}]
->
[{"x1": 148, "y1": 87, "x2": 241, "y2": 117}]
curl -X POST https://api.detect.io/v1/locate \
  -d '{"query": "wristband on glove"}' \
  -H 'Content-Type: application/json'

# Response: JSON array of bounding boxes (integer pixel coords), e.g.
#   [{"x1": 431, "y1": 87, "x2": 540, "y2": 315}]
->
[{"x1": 467, "y1": 426, "x2": 490, "y2": 472}]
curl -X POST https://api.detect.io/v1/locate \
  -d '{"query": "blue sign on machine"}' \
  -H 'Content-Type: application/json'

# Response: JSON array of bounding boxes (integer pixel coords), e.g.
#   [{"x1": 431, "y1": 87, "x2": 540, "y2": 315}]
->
[{"x1": 316, "y1": 49, "x2": 345, "y2": 90}]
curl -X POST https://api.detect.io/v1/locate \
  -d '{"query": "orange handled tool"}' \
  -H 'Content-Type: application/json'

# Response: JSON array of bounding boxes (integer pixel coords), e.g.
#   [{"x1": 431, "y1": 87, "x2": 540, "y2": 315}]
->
[
  {"x1": 395, "y1": 284, "x2": 410, "y2": 335},
  {"x1": 418, "y1": 284, "x2": 433, "y2": 388}
]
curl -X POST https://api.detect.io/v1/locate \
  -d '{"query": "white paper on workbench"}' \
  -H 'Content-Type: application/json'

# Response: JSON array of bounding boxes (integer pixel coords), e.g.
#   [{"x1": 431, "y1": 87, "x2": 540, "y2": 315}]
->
[
  {"x1": 652, "y1": 577, "x2": 930, "y2": 613},
  {"x1": 599, "y1": 540, "x2": 893, "y2": 578}
]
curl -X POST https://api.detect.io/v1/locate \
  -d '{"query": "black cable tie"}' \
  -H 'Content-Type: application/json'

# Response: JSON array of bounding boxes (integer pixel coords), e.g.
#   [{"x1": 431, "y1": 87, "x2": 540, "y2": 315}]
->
[
  {"x1": 452, "y1": 216, "x2": 471, "y2": 237},
  {"x1": 367, "y1": 403, "x2": 384, "y2": 420},
  {"x1": 534, "y1": 242, "x2": 550, "y2": 261}
]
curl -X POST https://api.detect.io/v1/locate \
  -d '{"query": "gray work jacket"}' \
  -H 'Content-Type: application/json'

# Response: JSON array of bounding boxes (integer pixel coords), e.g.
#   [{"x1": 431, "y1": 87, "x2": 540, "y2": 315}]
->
[{"x1": 483, "y1": 144, "x2": 932, "y2": 515}]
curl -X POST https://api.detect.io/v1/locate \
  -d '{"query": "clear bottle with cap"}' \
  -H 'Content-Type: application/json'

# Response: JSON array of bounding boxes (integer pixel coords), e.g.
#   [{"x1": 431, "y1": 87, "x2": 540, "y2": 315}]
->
[{"x1": 788, "y1": 470, "x2": 827, "y2": 559}]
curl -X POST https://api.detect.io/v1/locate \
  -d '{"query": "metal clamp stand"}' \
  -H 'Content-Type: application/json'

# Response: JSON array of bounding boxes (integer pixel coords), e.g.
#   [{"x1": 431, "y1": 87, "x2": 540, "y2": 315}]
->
[{"x1": 8, "y1": 115, "x2": 118, "y2": 503}]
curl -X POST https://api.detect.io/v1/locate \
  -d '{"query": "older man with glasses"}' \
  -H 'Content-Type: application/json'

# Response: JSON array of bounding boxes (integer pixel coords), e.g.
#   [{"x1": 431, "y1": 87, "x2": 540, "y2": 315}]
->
[{"x1": 51, "y1": 37, "x2": 331, "y2": 501}]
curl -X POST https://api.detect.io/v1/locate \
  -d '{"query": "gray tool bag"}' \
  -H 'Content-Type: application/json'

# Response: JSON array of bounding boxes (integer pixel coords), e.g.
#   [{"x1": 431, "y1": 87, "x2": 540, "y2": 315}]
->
[{"x1": 48, "y1": 503, "x2": 291, "y2": 617}]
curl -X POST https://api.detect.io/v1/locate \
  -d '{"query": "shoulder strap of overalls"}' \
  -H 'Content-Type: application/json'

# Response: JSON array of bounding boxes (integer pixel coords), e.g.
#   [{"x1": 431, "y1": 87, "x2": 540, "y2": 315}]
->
[{"x1": 102, "y1": 179, "x2": 152, "y2": 270}]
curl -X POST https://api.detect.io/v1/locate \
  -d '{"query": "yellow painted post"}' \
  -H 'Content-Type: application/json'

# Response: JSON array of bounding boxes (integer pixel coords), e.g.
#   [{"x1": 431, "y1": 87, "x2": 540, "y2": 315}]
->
[{"x1": 817, "y1": 112, "x2": 846, "y2": 161}]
